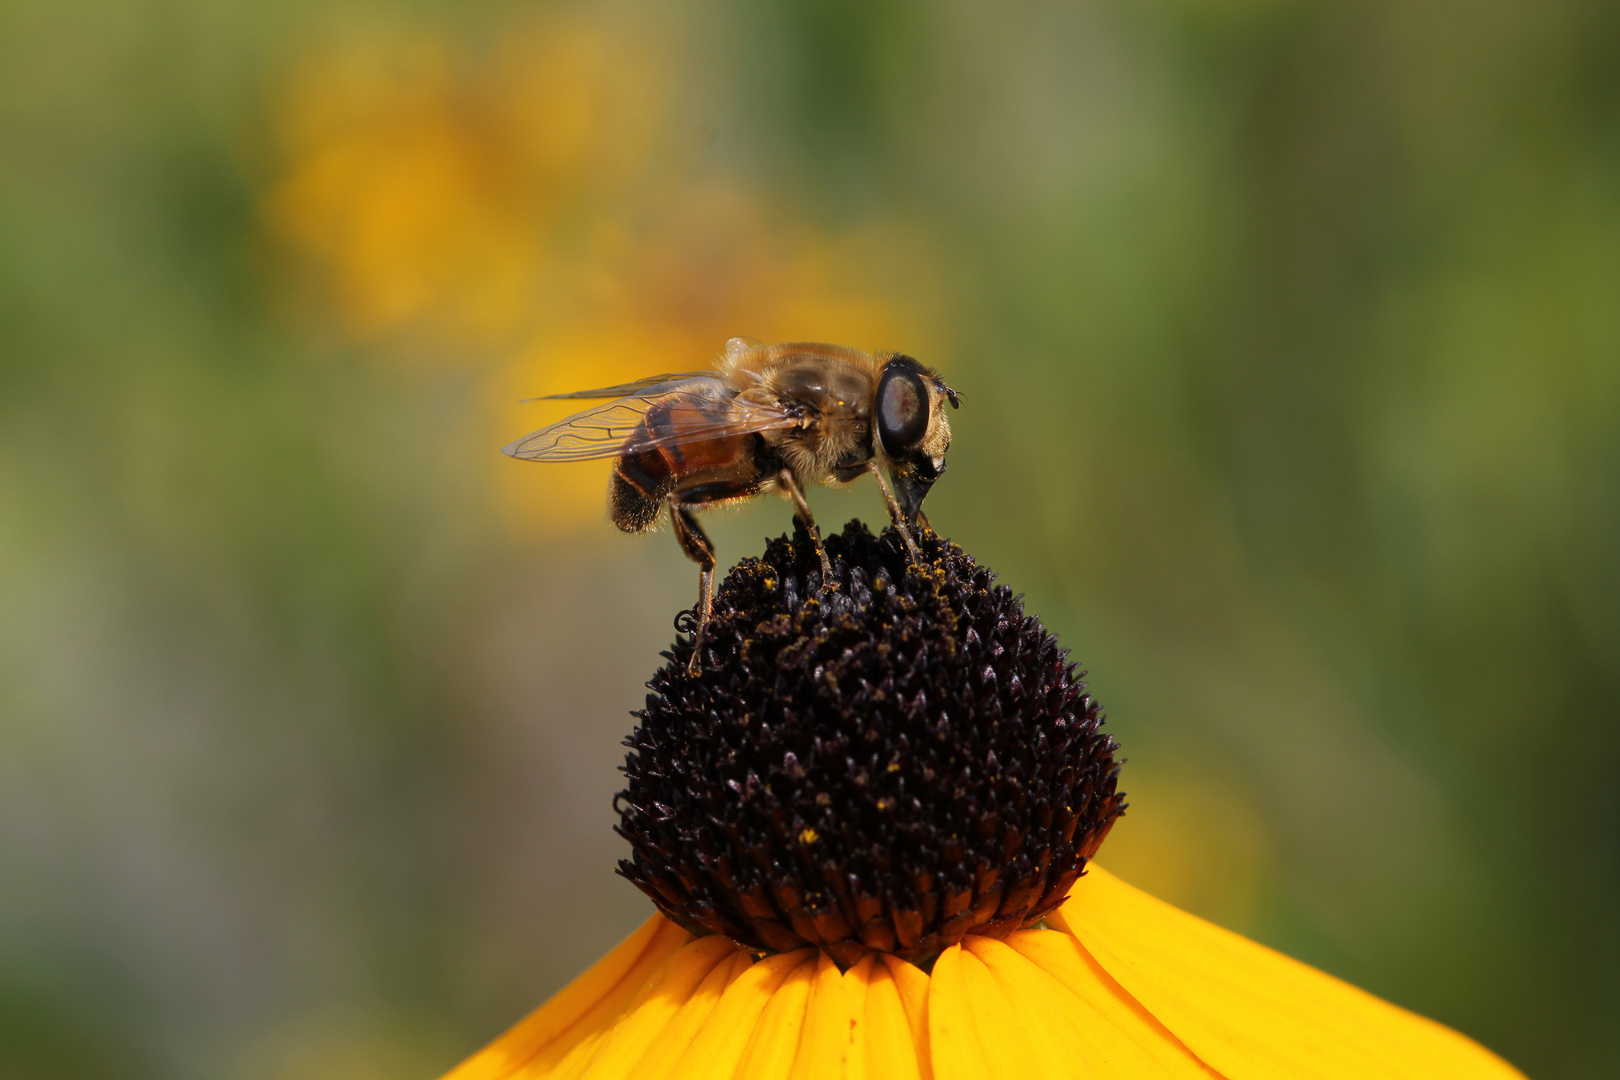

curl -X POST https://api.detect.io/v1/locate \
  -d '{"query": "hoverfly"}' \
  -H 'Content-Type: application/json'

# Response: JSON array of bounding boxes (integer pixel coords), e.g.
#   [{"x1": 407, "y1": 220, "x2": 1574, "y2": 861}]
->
[{"x1": 503, "y1": 337, "x2": 959, "y2": 674}]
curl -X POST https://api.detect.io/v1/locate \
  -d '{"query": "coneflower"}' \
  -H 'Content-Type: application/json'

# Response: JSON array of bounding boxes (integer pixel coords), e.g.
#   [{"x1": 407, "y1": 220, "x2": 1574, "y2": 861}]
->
[{"x1": 442, "y1": 523, "x2": 1525, "y2": 1080}]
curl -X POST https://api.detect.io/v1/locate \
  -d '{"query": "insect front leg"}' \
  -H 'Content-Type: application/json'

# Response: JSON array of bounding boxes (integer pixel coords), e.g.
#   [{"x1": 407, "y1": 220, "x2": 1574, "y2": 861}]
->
[
  {"x1": 865, "y1": 462, "x2": 924, "y2": 564},
  {"x1": 668, "y1": 478, "x2": 760, "y2": 676},
  {"x1": 776, "y1": 468, "x2": 836, "y2": 594}
]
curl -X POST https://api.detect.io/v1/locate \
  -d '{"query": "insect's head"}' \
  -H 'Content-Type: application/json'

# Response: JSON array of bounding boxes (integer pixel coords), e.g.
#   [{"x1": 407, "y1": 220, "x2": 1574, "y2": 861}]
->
[{"x1": 876, "y1": 354, "x2": 957, "y2": 524}]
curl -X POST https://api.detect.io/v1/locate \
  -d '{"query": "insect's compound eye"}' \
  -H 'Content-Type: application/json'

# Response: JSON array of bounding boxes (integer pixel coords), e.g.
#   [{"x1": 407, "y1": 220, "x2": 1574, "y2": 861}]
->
[{"x1": 877, "y1": 362, "x2": 930, "y2": 458}]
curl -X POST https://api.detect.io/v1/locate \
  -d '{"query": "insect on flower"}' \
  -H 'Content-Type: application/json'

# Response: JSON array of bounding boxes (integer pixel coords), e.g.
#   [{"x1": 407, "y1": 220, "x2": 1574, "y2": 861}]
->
[{"x1": 502, "y1": 337, "x2": 960, "y2": 674}]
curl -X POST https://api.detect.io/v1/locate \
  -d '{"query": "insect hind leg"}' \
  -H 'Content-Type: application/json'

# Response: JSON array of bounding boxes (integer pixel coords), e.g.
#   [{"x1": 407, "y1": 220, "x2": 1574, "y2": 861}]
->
[
  {"x1": 667, "y1": 478, "x2": 759, "y2": 676},
  {"x1": 667, "y1": 501, "x2": 715, "y2": 677}
]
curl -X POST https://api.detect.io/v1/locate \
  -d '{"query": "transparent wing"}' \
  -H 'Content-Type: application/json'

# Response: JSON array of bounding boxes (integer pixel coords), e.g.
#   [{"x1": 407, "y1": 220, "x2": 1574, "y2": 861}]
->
[
  {"x1": 502, "y1": 382, "x2": 800, "y2": 463},
  {"x1": 502, "y1": 399, "x2": 667, "y2": 462},
  {"x1": 525, "y1": 371, "x2": 723, "y2": 402}
]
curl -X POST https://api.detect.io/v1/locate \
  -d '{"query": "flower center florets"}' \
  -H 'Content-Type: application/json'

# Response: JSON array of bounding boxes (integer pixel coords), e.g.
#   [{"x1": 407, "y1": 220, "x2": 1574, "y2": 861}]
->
[{"x1": 616, "y1": 521, "x2": 1125, "y2": 967}]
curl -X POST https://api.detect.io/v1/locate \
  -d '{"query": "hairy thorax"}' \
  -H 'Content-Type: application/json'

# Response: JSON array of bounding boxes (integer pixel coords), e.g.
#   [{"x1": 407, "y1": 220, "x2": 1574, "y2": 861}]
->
[{"x1": 750, "y1": 351, "x2": 877, "y2": 485}]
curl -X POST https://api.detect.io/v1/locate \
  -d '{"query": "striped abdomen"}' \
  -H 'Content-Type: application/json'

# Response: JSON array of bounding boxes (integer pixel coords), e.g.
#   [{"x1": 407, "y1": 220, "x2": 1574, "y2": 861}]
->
[{"x1": 609, "y1": 397, "x2": 753, "y2": 533}]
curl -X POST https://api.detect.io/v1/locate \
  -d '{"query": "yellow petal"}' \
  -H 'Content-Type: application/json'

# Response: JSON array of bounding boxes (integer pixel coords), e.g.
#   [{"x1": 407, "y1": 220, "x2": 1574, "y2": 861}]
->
[
  {"x1": 1053, "y1": 866, "x2": 1527, "y2": 1080},
  {"x1": 925, "y1": 945, "x2": 1003, "y2": 1080},
  {"x1": 879, "y1": 953, "x2": 932, "y2": 1071},
  {"x1": 977, "y1": 932, "x2": 1209, "y2": 1078},
  {"x1": 632, "y1": 951, "x2": 755, "y2": 1080},
  {"x1": 664, "y1": 949, "x2": 813, "y2": 1080},
  {"x1": 787, "y1": 953, "x2": 853, "y2": 1080},
  {"x1": 733, "y1": 952, "x2": 820, "y2": 1079},
  {"x1": 965, "y1": 939, "x2": 1081, "y2": 1079},
  {"x1": 441, "y1": 914, "x2": 690, "y2": 1080},
  {"x1": 576, "y1": 935, "x2": 743, "y2": 1080},
  {"x1": 843, "y1": 958, "x2": 873, "y2": 1080},
  {"x1": 846, "y1": 956, "x2": 927, "y2": 1080}
]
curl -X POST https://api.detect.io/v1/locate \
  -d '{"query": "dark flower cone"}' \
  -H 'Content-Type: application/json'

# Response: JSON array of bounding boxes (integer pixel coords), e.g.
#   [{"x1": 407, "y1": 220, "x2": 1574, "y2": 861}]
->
[{"x1": 616, "y1": 520, "x2": 1125, "y2": 968}]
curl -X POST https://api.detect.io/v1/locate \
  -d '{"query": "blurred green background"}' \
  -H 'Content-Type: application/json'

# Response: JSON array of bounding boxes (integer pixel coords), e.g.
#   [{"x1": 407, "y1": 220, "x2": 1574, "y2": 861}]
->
[{"x1": 3, "y1": 1, "x2": 1617, "y2": 1077}]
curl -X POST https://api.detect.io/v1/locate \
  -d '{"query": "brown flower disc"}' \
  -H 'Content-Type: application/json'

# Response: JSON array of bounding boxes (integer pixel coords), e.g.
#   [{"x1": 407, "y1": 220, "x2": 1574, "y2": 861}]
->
[{"x1": 616, "y1": 521, "x2": 1125, "y2": 967}]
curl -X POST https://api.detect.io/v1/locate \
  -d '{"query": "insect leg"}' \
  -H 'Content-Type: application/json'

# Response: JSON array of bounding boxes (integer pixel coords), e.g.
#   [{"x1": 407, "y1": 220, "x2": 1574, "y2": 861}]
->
[
  {"x1": 667, "y1": 477, "x2": 760, "y2": 676},
  {"x1": 776, "y1": 468, "x2": 836, "y2": 594},
  {"x1": 866, "y1": 462, "x2": 924, "y2": 564},
  {"x1": 668, "y1": 497, "x2": 717, "y2": 677}
]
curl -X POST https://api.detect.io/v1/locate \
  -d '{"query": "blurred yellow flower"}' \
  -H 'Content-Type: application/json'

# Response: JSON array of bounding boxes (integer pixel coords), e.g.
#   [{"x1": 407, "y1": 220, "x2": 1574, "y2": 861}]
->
[
  {"x1": 441, "y1": 867, "x2": 1524, "y2": 1080},
  {"x1": 264, "y1": 17, "x2": 665, "y2": 344}
]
